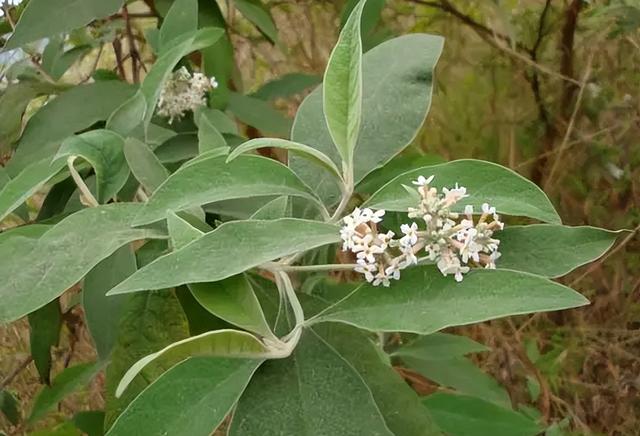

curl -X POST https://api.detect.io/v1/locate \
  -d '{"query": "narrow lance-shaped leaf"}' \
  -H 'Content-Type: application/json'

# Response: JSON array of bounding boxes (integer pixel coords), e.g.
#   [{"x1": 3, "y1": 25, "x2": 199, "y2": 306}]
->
[
  {"x1": 323, "y1": 0, "x2": 365, "y2": 169},
  {"x1": 0, "y1": 390, "x2": 21, "y2": 426},
  {"x1": 232, "y1": 0, "x2": 279, "y2": 43},
  {"x1": 133, "y1": 155, "x2": 324, "y2": 225},
  {"x1": 123, "y1": 138, "x2": 170, "y2": 193},
  {"x1": 108, "y1": 219, "x2": 340, "y2": 296},
  {"x1": 159, "y1": 0, "x2": 198, "y2": 50},
  {"x1": 364, "y1": 159, "x2": 561, "y2": 224},
  {"x1": 53, "y1": 130, "x2": 129, "y2": 203},
  {"x1": 83, "y1": 245, "x2": 137, "y2": 360},
  {"x1": 392, "y1": 332, "x2": 489, "y2": 361},
  {"x1": 106, "y1": 90, "x2": 147, "y2": 137},
  {"x1": 0, "y1": 204, "x2": 165, "y2": 325},
  {"x1": 229, "y1": 329, "x2": 393, "y2": 436},
  {"x1": 227, "y1": 138, "x2": 343, "y2": 182},
  {"x1": 29, "y1": 362, "x2": 104, "y2": 423},
  {"x1": 198, "y1": 112, "x2": 227, "y2": 153},
  {"x1": 250, "y1": 196, "x2": 289, "y2": 220},
  {"x1": 7, "y1": 82, "x2": 136, "y2": 176},
  {"x1": 107, "y1": 358, "x2": 262, "y2": 436},
  {"x1": 5, "y1": 0, "x2": 123, "y2": 49},
  {"x1": 28, "y1": 300, "x2": 62, "y2": 385},
  {"x1": 115, "y1": 330, "x2": 271, "y2": 397},
  {"x1": 0, "y1": 157, "x2": 66, "y2": 222},
  {"x1": 310, "y1": 266, "x2": 589, "y2": 335},
  {"x1": 497, "y1": 225, "x2": 621, "y2": 277}
]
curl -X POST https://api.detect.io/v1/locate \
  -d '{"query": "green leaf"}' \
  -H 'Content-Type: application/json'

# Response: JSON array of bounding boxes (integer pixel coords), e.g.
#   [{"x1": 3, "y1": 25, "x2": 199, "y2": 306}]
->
[
  {"x1": 133, "y1": 154, "x2": 322, "y2": 225},
  {"x1": 54, "y1": 130, "x2": 129, "y2": 203},
  {"x1": 166, "y1": 210, "x2": 205, "y2": 249},
  {"x1": 356, "y1": 153, "x2": 445, "y2": 195},
  {"x1": 323, "y1": 0, "x2": 365, "y2": 168},
  {"x1": 176, "y1": 286, "x2": 234, "y2": 335},
  {"x1": 423, "y1": 393, "x2": 542, "y2": 436},
  {"x1": 403, "y1": 356, "x2": 510, "y2": 406},
  {"x1": 115, "y1": 329, "x2": 271, "y2": 398},
  {"x1": 228, "y1": 92, "x2": 292, "y2": 136},
  {"x1": 195, "y1": 107, "x2": 239, "y2": 135},
  {"x1": 250, "y1": 196, "x2": 289, "y2": 219},
  {"x1": 292, "y1": 34, "x2": 443, "y2": 204},
  {"x1": 316, "y1": 324, "x2": 440, "y2": 435},
  {"x1": 72, "y1": 411, "x2": 105, "y2": 436},
  {"x1": 0, "y1": 390, "x2": 21, "y2": 426},
  {"x1": 0, "y1": 81, "x2": 59, "y2": 150},
  {"x1": 83, "y1": 245, "x2": 137, "y2": 360},
  {"x1": 228, "y1": 138, "x2": 343, "y2": 182},
  {"x1": 0, "y1": 157, "x2": 66, "y2": 222},
  {"x1": 104, "y1": 291, "x2": 189, "y2": 429},
  {"x1": 107, "y1": 358, "x2": 261, "y2": 436},
  {"x1": 5, "y1": 0, "x2": 123, "y2": 49},
  {"x1": 364, "y1": 159, "x2": 561, "y2": 224},
  {"x1": 29, "y1": 362, "x2": 103, "y2": 423},
  {"x1": 154, "y1": 133, "x2": 199, "y2": 163},
  {"x1": 498, "y1": 225, "x2": 620, "y2": 277},
  {"x1": 190, "y1": 276, "x2": 275, "y2": 339},
  {"x1": 198, "y1": 112, "x2": 227, "y2": 153},
  {"x1": 106, "y1": 90, "x2": 147, "y2": 137},
  {"x1": 123, "y1": 138, "x2": 170, "y2": 193},
  {"x1": 159, "y1": 0, "x2": 198, "y2": 50},
  {"x1": 108, "y1": 219, "x2": 339, "y2": 295},
  {"x1": 392, "y1": 332, "x2": 489, "y2": 361},
  {"x1": 0, "y1": 204, "x2": 165, "y2": 325},
  {"x1": 7, "y1": 82, "x2": 136, "y2": 176},
  {"x1": 311, "y1": 266, "x2": 589, "y2": 334},
  {"x1": 341, "y1": 0, "x2": 385, "y2": 37},
  {"x1": 142, "y1": 28, "x2": 224, "y2": 127},
  {"x1": 41, "y1": 38, "x2": 91, "y2": 81},
  {"x1": 252, "y1": 73, "x2": 321, "y2": 101},
  {"x1": 229, "y1": 329, "x2": 393, "y2": 436},
  {"x1": 28, "y1": 300, "x2": 62, "y2": 385},
  {"x1": 232, "y1": 0, "x2": 278, "y2": 43}
]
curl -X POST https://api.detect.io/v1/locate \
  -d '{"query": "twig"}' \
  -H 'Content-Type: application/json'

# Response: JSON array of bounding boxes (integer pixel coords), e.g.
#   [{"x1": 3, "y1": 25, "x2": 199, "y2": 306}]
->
[
  {"x1": 543, "y1": 53, "x2": 594, "y2": 191},
  {"x1": 0, "y1": 356, "x2": 33, "y2": 390},
  {"x1": 112, "y1": 39, "x2": 126, "y2": 79},
  {"x1": 122, "y1": 5, "x2": 140, "y2": 83},
  {"x1": 266, "y1": 263, "x2": 358, "y2": 273}
]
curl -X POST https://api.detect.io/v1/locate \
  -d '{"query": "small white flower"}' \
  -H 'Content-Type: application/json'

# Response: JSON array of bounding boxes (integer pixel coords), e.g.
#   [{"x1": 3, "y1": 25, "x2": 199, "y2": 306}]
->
[
  {"x1": 373, "y1": 269, "x2": 391, "y2": 287},
  {"x1": 399, "y1": 222, "x2": 419, "y2": 247},
  {"x1": 482, "y1": 203, "x2": 496, "y2": 215},
  {"x1": 464, "y1": 205, "x2": 474, "y2": 215},
  {"x1": 355, "y1": 259, "x2": 377, "y2": 282},
  {"x1": 437, "y1": 249, "x2": 470, "y2": 282},
  {"x1": 385, "y1": 263, "x2": 401, "y2": 281},
  {"x1": 210, "y1": 77, "x2": 219, "y2": 89},
  {"x1": 399, "y1": 244, "x2": 418, "y2": 267},
  {"x1": 442, "y1": 184, "x2": 468, "y2": 205},
  {"x1": 412, "y1": 175, "x2": 435, "y2": 186},
  {"x1": 484, "y1": 250, "x2": 501, "y2": 269}
]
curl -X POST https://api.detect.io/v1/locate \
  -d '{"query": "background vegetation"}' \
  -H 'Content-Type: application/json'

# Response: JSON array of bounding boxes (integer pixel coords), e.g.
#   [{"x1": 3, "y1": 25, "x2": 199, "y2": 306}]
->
[{"x1": 0, "y1": 0, "x2": 638, "y2": 434}]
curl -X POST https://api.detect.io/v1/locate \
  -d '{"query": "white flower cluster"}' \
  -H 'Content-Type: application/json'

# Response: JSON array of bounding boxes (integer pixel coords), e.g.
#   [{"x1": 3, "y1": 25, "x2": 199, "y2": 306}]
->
[
  {"x1": 340, "y1": 175, "x2": 504, "y2": 286},
  {"x1": 157, "y1": 66, "x2": 219, "y2": 123}
]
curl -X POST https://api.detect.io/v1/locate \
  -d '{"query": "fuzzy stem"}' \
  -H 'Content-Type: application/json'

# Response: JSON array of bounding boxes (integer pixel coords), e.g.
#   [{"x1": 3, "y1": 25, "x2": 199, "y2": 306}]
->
[{"x1": 67, "y1": 156, "x2": 98, "y2": 207}]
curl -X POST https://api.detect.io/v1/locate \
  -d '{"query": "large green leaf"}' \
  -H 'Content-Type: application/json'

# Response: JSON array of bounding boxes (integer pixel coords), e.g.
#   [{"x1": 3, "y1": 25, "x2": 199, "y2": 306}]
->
[
  {"x1": 232, "y1": 0, "x2": 278, "y2": 43},
  {"x1": 107, "y1": 358, "x2": 261, "y2": 436},
  {"x1": 159, "y1": 0, "x2": 198, "y2": 50},
  {"x1": 0, "y1": 157, "x2": 66, "y2": 222},
  {"x1": 423, "y1": 393, "x2": 542, "y2": 436},
  {"x1": 28, "y1": 300, "x2": 62, "y2": 385},
  {"x1": 166, "y1": 212, "x2": 274, "y2": 337},
  {"x1": 403, "y1": 356, "x2": 510, "y2": 407},
  {"x1": 227, "y1": 92, "x2": 292, "y2": 136},
  {"x1": 106, "y1": 90, "x2": 147, "y2": 137},
  {"x1": 310, "y1": 266, "x2": 588, "y2": 334},
  {"x1": 228, "y1": 138, "x2": 343, "y2": 182},
  {"x1": 141, "y1": 28, "x2": 224, "y2": 126},
  {"x1": 7, "y1": 82, "x2": 136, "y2": 176},
  {"x1": 498, "y1": 225, "x2": 620, "y2": 277},
  {"x1": 108, "y1": 219, "x2": 339, "y2": 295},
  {"x1": 323, "y1": 0, "x2": 365, "y2": 168},
  {"x1": 104, "y1": 291, "x2": 189, "y2": 429},
  {"x1": 41, "y1": 38, "x2": 91, "y2": 81},
  {"x1": 197, "y1": 112, "x2": 227, "y2": 153},
  {"x1": 316, "y1": 324, "x2": 440, "y2": 435},
  {"x1": 133, "y1": 155, "x2": 322, "y2": 225},
  {"x1": 229, "y1": 329, "x2": 393, "y2": 436},
  {"x1": 54, "y1": 130, "x2": 129, "y2": 203},
  {"x1": 116, "y1": 329, "x2": 271, "y2": 397},
  {"x1": 72, "y1": 411, "x2": 105, "y2": 436},
  {"x1": 250, "y1": 196, "x2": 289, "y2": 219},
  {"x1": 364, "y1": 160, "x2": 561, "y2": 224},
  {"x1": 291, "y1": 34, "x2": 444, "y2": 204},
  {"x1": 5, "y1": 0, "x2": 123, "y2": 49},
  {"x1": 252, "y1": 73, "x2": 321, "y2": 101},
  {"x1": 392, "y1": 332, "x2": 489, "y2": 361},
  {"x1": 29, "y1": 362, "x2": 103, "y2": 423},
  {"x1": 83, "y1": 245, "x2": 137, "y2": 360},
  {"x1": 0, "y1": 204, "x2": 165, "y2": 325},
  {"x1": 123, "y1": 138, "x2": 170, "y2": 193}
]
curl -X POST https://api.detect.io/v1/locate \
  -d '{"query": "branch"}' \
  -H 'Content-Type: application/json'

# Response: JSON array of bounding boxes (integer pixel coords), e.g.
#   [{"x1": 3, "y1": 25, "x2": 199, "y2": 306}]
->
[{"x1": 0, "y1": 356, "x2": 32, "y2": 390}]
